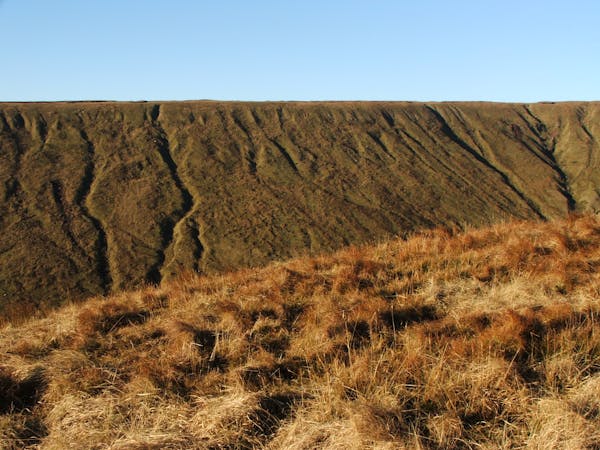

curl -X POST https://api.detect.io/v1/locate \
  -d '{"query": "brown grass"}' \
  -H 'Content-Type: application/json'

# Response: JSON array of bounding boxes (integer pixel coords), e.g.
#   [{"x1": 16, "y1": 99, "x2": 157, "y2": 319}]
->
[{"x1": 2, "y1": 215, "x2": 600, "y2": 448}]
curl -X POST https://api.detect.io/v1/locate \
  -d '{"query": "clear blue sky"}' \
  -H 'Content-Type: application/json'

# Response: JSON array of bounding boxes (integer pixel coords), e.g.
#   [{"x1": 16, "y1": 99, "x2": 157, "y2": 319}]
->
[{"x1": 1, "y1": 0, "x2": 599, "y2": 102}]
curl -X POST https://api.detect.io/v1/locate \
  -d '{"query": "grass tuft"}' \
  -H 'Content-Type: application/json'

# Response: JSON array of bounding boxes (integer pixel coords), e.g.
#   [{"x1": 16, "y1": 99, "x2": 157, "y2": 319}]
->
[{"x1": 2, "y1": 215, "x2": 600, "y2": 447}]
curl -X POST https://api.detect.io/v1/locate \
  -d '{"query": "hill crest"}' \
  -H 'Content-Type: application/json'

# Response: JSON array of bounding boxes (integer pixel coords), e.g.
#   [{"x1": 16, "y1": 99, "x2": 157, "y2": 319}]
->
[{"x1": 1, "y1": 101, "x2": 600, "y2": 312}]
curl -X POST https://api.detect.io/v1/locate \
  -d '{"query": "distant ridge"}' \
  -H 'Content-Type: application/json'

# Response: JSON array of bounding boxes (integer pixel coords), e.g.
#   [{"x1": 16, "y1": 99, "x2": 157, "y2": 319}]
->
[{"x1": 1, "y1": 101, "x2": 599, "y2": 313}]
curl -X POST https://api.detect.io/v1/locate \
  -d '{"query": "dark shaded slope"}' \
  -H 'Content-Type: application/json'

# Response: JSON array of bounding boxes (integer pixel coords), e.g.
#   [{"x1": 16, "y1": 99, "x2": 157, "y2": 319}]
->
[
  {"x1": 0, "y1": 101, "x2": 598, "y2": 315},
  {"x1": 527, "y1": 102, "x2": 600, "y2": 212},
  {"x1": 73, "y1": 104, "x2": 186, "y2": 292},
  {"x1": 0, "y1": 110, "x2": 107, "y2": 312}
]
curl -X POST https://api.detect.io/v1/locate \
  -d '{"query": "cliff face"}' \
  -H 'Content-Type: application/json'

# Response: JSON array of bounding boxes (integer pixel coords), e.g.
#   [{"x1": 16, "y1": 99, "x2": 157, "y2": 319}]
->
[{"x1": 1, "y1": 101, "x2": 599, "y2": 310}]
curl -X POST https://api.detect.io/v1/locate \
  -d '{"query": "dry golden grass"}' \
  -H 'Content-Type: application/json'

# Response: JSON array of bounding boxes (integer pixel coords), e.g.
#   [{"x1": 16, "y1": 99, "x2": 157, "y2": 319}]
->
[{"x1": 2, "y1": 214, "x2": 600, "y2": 448}]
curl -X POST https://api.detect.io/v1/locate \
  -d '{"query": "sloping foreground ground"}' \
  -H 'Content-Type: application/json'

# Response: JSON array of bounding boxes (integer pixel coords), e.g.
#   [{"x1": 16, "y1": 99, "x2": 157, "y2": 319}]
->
[
  {"x1": 1, "y1": 101, "x2": 600, "y2": 313},
  {"x1": 1, "y1": 215, "x2": 600, "y2": 448}
]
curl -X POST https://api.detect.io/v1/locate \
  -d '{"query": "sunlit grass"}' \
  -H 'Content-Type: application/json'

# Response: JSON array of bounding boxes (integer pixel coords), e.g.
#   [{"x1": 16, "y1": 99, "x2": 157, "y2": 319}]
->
[{"x1": 2, "y1": 215, "x2": 600, "y2": 448}]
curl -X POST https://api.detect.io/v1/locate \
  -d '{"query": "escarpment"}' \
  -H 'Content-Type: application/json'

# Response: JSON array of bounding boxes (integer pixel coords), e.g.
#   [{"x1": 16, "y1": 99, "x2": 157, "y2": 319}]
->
[{"x1": 1, "y1": 101, "x2": 599, "y2": 312}]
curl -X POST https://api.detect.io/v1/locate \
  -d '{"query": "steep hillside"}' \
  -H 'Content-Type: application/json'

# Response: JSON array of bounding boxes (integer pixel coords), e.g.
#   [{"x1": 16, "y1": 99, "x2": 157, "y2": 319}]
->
[
  {"x1": 1, "y1": 101, "x2": 599, "y2": 312},
  {"x1": 1, "y1": 215, "x2": 600, "y2": 448}
]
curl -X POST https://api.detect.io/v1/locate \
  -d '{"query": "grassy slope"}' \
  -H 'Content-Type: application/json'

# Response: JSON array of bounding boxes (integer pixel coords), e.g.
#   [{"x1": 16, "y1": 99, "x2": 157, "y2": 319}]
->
[
  {"x1": 1, "y1": 101, "x2": 599, "y2": 314},
  {"x1": 1, "y1": 215, "x2": 600, "y2": 448}
]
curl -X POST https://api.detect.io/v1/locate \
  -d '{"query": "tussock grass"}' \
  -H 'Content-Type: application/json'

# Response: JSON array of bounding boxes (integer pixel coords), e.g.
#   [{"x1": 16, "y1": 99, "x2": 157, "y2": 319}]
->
[{"x1": 2, "y1": 215, "x2": 600, "y2": 448}]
